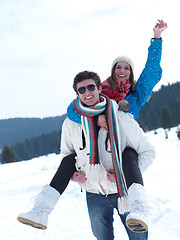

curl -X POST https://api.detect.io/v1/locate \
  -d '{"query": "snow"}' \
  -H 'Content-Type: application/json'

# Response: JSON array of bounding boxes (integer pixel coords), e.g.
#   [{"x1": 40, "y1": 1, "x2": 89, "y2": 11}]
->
[{"x1": 0, "y1": 127, "x2": 180, "y2": 240}]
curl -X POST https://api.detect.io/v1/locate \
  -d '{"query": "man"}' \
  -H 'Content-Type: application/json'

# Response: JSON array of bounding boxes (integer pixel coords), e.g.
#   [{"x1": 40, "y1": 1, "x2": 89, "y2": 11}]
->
[
  {"x1": 61, "y1": 70, "x2": 154, "y2": 239},
  {"x1": 18, "y1": 71, "x2": 155, "y2": 240}
]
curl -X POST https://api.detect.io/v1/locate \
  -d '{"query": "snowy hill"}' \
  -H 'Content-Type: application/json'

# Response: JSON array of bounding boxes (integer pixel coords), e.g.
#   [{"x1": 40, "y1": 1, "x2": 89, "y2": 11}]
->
[{"x1": 0, "y1": 127, "x2": 180, "y2": 240}]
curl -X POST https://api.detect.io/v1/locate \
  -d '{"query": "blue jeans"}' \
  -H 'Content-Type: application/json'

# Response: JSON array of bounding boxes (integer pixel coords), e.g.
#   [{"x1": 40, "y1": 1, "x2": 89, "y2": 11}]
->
[{"x1": 86, "y1": 192, "x2": 148, "y2": 240}]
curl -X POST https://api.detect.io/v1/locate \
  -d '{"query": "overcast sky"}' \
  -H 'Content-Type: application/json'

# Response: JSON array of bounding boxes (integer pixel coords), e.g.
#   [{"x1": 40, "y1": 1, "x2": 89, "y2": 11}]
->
[{"x1": 0, "y1": 0, "x2": 179, "y2": 119}]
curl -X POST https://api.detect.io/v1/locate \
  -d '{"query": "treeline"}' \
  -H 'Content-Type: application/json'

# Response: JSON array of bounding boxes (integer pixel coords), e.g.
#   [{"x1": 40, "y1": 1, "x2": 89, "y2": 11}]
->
[
  {"x1": 1, "y1": 130, "x2": 61, "y2": 164},
  {"x1": 139, "y1": 82, "x2": 180, "y2": 131},
  {"x1": 0, "y1": 115, "x2": 66, "y2": 149}
]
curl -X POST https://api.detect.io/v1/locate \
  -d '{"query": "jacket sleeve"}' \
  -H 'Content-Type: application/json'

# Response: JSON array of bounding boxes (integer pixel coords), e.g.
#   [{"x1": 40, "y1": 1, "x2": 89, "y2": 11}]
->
[
  {"x1": 60, "y1": 118, "x2": 76, "y2": 159},
  {"x1": 67, "y1": 100, "x2": 81, "y2": 124},
  {"x1": 119, "y1": 112, "x2": 156, "y2": 173},
  {"x1": 134, "y1": 38, "x2": 163, "y2": 108}
]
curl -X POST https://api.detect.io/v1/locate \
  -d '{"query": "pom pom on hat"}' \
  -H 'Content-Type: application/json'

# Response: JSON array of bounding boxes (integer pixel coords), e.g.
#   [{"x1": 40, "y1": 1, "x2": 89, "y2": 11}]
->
[{"x1": 111, "y1": 56, "x2": 134, "y2": 72}]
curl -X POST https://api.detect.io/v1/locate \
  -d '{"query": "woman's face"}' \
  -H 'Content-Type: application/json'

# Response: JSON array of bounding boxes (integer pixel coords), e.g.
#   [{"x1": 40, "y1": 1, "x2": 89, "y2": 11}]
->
[{"x1": 114, "y1": 61, "x2": 131, "y2": 82}]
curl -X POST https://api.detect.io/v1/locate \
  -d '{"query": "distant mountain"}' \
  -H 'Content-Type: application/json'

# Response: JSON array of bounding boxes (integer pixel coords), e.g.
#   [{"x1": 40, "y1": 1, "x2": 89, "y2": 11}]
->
[{"x1": 0, "y1": 114, "x2": 67, "y2": 149}]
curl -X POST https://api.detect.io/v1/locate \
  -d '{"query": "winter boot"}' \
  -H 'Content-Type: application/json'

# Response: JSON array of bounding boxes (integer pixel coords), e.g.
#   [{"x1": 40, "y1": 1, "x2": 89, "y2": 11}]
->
[
  {"x1": 126, "y1": 183, "x2": 148, "y2": 233},
  {"x1": 17, "y1": 185, "x2": 60, "y2": 230}
]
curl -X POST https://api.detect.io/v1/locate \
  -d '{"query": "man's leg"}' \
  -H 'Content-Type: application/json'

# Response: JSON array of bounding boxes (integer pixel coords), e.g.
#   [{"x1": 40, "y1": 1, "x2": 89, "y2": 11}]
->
[{"x1": 86, "y1": 192, "x2": 115, "y2": 240}]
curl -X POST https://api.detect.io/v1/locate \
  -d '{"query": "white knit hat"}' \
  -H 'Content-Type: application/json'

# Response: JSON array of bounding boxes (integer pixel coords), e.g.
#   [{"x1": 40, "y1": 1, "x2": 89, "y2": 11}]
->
[{"x1": 111, "y1": 56, "x2": 134, "y2": 72}]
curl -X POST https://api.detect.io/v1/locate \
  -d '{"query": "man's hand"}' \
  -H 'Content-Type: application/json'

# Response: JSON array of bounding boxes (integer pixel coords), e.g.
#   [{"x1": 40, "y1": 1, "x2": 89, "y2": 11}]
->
[
  {"x1": 153, "y1": 19, "x2": 167, "y2": 39},
  {"x1": 107, "y1": 169, "x2": 116, "y2": 182},
  {"x1": 71, "y1": 171, "x2": 87, "y2": 183}
]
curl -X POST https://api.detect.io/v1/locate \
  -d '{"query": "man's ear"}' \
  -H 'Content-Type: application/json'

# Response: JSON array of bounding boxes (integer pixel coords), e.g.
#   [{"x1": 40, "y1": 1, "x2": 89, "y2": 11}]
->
[{"x1": 99, "y1": 84, "x2": 102, "y2": 92}]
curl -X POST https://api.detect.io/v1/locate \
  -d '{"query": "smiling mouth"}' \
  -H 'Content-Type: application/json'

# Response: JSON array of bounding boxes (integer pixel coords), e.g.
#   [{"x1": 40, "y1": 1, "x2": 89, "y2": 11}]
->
[
  {"x1": 85, "y1": 96, "x2": 93, "y2": 100},
  {"x1": 118, "y1": 74, "x2": 126, "y2": 77}
]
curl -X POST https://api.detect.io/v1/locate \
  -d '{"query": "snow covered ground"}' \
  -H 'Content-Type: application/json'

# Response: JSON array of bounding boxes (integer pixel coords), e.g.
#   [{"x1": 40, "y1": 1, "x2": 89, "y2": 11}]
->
[{"x1": 0, "y1": 127, "x2": 180, "y2": 240}]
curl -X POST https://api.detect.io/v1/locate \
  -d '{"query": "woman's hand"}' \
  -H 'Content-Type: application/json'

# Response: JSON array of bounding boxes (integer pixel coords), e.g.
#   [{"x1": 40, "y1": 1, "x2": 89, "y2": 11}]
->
[
  {"x1": 153, "y1": 19, "x2": 167, "y2": 39},
  {"x1": 98, "y1": 114, "x2": 108, "y2": 133}
]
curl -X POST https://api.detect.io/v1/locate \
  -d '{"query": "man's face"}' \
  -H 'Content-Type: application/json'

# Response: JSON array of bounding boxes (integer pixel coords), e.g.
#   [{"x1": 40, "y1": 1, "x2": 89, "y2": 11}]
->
[{"x1": 76, "y1": 79, "x2": 101, "y2": 106}]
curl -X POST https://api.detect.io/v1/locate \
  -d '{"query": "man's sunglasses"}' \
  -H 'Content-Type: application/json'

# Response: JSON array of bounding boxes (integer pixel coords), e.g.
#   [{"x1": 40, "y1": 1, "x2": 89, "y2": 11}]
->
[{"x1": 77, "y1": 84, "x2": 96, "y2": 94}]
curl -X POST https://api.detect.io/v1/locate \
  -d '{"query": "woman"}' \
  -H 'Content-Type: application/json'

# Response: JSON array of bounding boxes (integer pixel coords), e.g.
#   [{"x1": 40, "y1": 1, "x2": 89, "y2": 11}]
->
[
  {"x1": 68, "y1": 19, "x2": 167, "y2": 123},
  {"x1": 17, "y1": 20, "x2": 167, "y2": 233}
]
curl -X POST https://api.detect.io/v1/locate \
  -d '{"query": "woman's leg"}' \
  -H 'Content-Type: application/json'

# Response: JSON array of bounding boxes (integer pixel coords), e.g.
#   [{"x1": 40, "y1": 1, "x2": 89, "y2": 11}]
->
[
  {"x1": 17, "y1": 153, "x2": 77, "y2": 229},
  {"x1": 50, "y1": 152, "x2": 77, "y2": 194},
  {"x1": 122, "y1": 147, "x2": 143, "y2": 188},
  {"x1": 122, "y1": 147, "x2": 148, "y2": 233}
]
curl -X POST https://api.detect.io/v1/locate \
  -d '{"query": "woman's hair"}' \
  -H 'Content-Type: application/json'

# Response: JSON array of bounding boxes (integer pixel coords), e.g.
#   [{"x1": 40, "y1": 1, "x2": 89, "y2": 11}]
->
[
  {"x1": 73, "y1": 70, "x2": 101, "y2": 93},
  {"x1": 108, "y1": 62, "x2": 136, "y2": 92}
]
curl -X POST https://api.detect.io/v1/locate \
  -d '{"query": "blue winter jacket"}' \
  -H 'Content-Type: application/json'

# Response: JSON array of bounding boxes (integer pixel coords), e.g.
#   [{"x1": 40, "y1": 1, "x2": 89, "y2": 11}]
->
[{"x1": 67, "y1": 38, "x2": 162, "y2": 123}]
